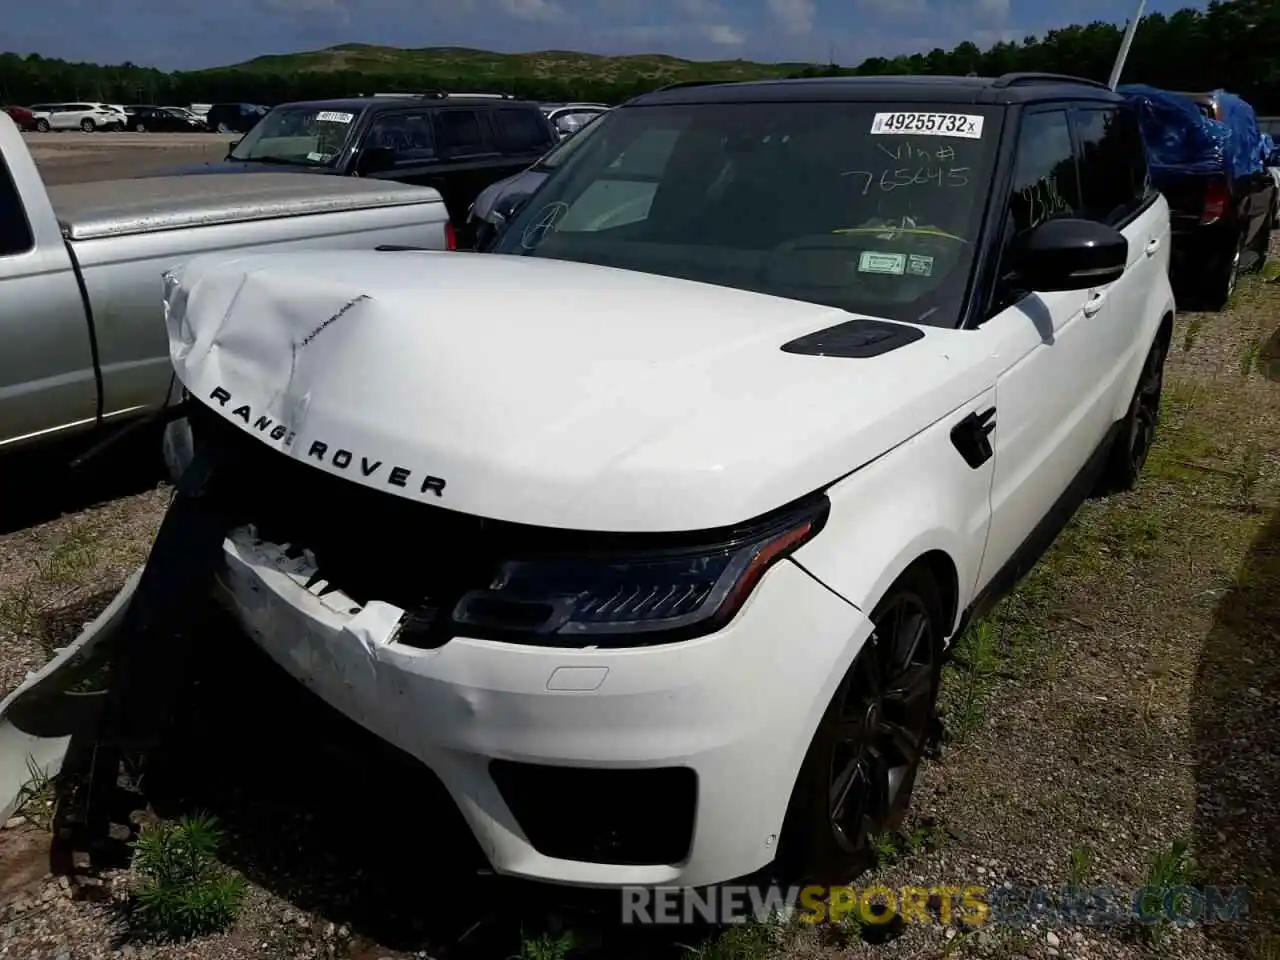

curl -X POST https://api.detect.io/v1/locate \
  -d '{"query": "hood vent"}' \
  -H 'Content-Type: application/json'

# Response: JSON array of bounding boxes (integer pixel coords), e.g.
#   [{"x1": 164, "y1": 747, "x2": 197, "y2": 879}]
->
[{"x1": 780, "y1": 318, "x2": 924, "y2": 358}]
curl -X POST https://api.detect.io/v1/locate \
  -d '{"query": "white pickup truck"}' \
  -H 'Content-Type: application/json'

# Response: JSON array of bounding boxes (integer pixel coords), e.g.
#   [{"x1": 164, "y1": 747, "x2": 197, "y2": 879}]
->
[{"x1": 0, "y1": 112, "x2": 451, "y2": 461}]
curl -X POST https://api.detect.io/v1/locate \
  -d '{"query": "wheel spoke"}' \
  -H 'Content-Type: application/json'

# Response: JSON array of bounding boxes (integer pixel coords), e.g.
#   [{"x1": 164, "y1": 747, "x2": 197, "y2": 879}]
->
[
  {"x1": 884, "y1": 663, "x2": 934, "y2": 709},
  {"x1": 830, "y1": 756, "x2": 867, "y2": 821},
  {"x1": 879, "y1": 718, "x2": 923, "y2": 769}
]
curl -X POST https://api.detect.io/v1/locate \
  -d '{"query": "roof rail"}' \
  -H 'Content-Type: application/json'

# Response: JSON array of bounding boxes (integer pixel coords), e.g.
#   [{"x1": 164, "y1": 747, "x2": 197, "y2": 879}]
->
[
  {"x1": 991, "y1": 72, "x2": 1111, "y2": 91},
  {"x1": 369, "y1": 91, "x2": 516, "y2": 100},
  {"x1": 653, "y1": 79, "x2": 731, "y2": 92}
]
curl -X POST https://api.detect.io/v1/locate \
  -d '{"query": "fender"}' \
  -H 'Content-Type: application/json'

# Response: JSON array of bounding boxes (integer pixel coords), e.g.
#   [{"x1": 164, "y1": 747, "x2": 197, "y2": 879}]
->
[{"x1": 792, "y1": 389, "x2": 997, "y2": 638}]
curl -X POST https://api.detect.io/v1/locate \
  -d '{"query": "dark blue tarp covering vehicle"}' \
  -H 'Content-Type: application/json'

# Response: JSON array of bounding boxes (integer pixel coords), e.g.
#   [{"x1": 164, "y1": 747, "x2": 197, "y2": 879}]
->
[
  {"x1": 1118, "y1": 84, "x2": 1264, "y2": 184},
  {"x1": 1115, "y1": 84, "x2": 1275, "y2": 309}
]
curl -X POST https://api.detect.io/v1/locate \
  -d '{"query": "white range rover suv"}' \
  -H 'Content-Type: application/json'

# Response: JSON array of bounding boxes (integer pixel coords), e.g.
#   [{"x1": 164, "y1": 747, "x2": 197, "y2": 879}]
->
[{"x1": 160, "y1": 72, "x2": 1175, "y2": 890}]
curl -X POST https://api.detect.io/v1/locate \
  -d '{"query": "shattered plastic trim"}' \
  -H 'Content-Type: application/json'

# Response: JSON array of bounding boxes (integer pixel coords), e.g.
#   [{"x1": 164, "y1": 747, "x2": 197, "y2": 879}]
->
[{"x1": 0, "y1": 569, "x2": 141, "y2": 822}]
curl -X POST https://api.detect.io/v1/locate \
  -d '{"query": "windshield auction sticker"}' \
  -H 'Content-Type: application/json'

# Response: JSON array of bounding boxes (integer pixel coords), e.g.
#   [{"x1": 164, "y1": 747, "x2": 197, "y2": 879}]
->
[
  {"x1": 858, "y1": 251, "x2": 908, "y2": 275},
  {"x1": 316, "y1": 111, "x2": 354, "y2": 123},
  {"x1": 870, "y1": 112, "x2": 983, "y2": 138}
]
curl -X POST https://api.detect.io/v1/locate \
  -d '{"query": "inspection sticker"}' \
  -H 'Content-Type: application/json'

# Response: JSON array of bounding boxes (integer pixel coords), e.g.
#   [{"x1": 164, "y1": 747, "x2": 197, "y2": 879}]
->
[
  {"x1": 907, "y1": 254, "x2": 935, "y2": 277},
  {"x1": 316, "y1": 111, "x2": 354, "y2": 123},
  {"x1": 858, "y1": 251, "x2": 907, "y2": 275},
  {"x1": 870, "y1": 112, "x2": 983, "y2": 138}
]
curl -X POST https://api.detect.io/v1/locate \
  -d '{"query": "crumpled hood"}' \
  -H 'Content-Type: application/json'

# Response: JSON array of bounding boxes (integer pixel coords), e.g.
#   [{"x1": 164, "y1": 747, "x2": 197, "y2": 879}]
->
[{"x1": 166, "y1": 251, "x2": 991, "y2": 532}]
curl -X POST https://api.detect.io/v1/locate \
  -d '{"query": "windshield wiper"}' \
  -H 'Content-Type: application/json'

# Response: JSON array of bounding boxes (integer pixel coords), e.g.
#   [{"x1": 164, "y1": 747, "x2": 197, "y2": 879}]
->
[{"x1": 233, "y1": 155, "x2": 305, "y2": 166}]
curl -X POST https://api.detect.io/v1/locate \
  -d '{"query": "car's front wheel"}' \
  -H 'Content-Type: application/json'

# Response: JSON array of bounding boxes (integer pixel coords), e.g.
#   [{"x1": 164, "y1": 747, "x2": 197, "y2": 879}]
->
[
  {"x1": 80, "y1": 118, "x2": 96, "y2": 132},
  {"x1": 1098, "y1": 330, "x2": 1167, "y2": 495},
  {"x1": 34, "y1": 118, "x2": 50, "y2": 132},
  {"x1": 777, "y1": 564, "x2": 943, "y2": 883}
]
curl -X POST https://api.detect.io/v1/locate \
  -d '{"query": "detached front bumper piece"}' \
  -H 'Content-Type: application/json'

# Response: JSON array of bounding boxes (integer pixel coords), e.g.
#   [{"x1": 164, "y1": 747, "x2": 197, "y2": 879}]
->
[{"x1": 215, "y1": 525, "x2": 872, "y2": 888}]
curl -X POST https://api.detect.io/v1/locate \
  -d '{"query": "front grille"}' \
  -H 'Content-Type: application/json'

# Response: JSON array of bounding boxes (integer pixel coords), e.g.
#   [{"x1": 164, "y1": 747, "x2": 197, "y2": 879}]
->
[
  {"x1": 489, "y1": 760, "x2": 697, "y2": 866},
  {"x1": 192, "y1": 404, "x2": 752, "y2": 647}
]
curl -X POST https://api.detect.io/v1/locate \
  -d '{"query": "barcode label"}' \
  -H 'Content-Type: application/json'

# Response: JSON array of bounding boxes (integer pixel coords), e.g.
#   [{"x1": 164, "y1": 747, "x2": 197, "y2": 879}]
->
[{"x1": 870, "y1": 113, "x2": 984, "y2": 138}]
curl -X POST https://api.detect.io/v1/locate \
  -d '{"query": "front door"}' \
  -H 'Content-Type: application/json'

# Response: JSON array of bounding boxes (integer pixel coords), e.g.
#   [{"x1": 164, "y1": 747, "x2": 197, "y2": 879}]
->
[{"x1": 973, "y1": 107, "x2": 1117, "y2": 595}]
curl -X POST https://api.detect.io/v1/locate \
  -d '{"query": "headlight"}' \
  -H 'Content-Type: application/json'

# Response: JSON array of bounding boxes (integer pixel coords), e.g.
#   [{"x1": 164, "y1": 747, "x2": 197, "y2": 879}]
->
[{"x1": 439, "y1": 496, "x2": 828, "y2": 647}]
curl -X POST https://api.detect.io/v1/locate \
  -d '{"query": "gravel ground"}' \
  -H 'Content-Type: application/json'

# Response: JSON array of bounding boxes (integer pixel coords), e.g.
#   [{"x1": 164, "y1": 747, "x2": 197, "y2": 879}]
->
[{"x1": 0, "y1": 245, "x2": 1276, "y2": 960}]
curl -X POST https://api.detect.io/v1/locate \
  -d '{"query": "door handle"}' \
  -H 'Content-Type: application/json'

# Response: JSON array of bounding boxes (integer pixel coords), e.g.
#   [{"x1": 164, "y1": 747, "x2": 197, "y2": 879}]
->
[
  {"x1": 1144, "y1": 238, "x2": 1161, "y2": 256},
  {"x1": 1083, "y1": 292, "x2": 1105, "y2": 317}
]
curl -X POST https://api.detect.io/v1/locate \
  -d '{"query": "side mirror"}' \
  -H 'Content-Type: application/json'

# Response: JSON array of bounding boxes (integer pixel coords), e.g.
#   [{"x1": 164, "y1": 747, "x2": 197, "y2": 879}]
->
[
  {"x1": 357, "y1": 145, "x2": 395, "y2": 176},
  {"x1": 1009, "y1": 218, "x2": 1128, "y2": 292}
]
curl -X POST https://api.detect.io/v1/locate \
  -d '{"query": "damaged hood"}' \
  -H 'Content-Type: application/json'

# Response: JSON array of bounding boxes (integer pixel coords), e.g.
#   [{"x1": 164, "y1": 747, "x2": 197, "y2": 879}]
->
[{"x1": 166, "y1": 251, "x2": 990, "y2": 532}]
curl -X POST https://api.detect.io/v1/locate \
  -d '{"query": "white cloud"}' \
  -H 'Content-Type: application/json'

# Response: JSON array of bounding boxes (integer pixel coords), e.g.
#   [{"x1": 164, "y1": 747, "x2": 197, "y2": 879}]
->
[
  {"x1": 675, "y1": 0, "x2": 726, "y2": 18},
  {"x1": 497, "y1": 0, "x2": 564, "y2": 22},
  {"x1": 767, "y1": 0, "x2": 815, "y2": 35},
  {"x1": 706, "y1": 23, "x2": 746, "y2": 44}
]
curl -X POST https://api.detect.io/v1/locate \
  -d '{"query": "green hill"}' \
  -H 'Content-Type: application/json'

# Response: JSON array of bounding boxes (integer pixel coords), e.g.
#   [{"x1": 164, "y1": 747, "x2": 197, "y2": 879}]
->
[{"x1": 215, "y1": 43, "x2": 809, "y2": 85}]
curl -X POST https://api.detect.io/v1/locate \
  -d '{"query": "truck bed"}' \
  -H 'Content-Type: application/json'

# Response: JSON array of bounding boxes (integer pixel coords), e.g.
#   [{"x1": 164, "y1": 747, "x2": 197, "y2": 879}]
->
[{"x1": 48, "y1": 173, "x2": 441, "y2": 241}]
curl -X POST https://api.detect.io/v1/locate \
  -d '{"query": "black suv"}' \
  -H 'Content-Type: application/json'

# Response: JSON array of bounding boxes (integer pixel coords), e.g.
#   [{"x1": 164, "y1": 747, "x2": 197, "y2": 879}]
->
[{"x1": 156, "y1": 94, "x2": 558, "y2": 247}]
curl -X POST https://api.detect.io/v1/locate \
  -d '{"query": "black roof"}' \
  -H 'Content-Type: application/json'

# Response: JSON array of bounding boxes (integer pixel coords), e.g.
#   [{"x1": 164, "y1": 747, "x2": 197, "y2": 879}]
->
[
  {"x1": 271, "y1": 96, "x2": 544, "y2": 113},
  {"x1": 630, "y1": 73, "x2": 1125, "y2": 108}
]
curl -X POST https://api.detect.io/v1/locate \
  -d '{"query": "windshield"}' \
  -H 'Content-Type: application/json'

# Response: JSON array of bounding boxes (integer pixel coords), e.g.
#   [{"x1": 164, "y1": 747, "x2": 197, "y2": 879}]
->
[
  {"x1": 229, "y1": 105, "x2": 361, "y2": 167},
  {"x1": 532, "y1": 116, "x2": 605, "y2": 172},
  {"x1": 493, "y1": 101, "x2": 1002, "y2": 326}
]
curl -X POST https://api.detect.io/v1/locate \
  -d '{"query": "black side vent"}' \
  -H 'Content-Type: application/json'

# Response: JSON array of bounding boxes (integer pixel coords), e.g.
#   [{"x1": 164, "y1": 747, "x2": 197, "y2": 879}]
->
[{"x1": 780, "y1": 319, "x2": 925, "y2": 358}]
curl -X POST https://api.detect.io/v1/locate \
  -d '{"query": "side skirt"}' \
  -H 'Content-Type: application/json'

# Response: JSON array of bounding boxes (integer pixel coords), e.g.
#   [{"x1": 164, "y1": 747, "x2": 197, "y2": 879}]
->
[{"x1": 952, "y1": 419, "x2": 1124, "y2": 641}]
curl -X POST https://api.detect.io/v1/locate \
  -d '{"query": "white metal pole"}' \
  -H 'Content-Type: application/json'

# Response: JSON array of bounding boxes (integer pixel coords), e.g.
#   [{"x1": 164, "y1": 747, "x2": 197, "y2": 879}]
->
[{"x1": 1108, "y1": 0, "x2": 1148, "y2": 89}]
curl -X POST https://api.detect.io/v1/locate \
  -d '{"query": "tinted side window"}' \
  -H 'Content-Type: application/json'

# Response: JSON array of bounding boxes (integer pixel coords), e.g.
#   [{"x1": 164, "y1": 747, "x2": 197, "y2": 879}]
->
[
  {"x1": 0, "y1": 155, "x2": 35, "y2": 256},
  {"x1": 496, "y1": 108, "x2": 553, "y2": 154},
  {"x1": 1007, "y1": 110, "x2": 1081, "y2": 237},
  {"x1": 1074, "y1": 107, "x2": 1149, "y2": 225},
  {"x1": 437, "y1": 110, "x2": 488, "y2": 155},
  {"x1": 365, "y1": 112, "x2": 437, "y2": 165}
]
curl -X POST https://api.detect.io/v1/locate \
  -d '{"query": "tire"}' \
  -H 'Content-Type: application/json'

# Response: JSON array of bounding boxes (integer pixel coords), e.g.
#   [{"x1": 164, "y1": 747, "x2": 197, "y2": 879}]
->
[
  {"x1": 133, "y1": 122, "x2": 146, "y2": 132},
  {"x1": 34, "y1": 119, "x2": 49, "y2": 133},
  {"x1": 1204, "y1": 231, "x2": 1243, "y2": 311},
  {"x1": 1098, "y1": 330, "x2": 1167, "y2": 495},
  {"x1": 162, "y1": 416, "x2": 195, "y2": 483},
  {"x1": 80, "y1": 118, "x2": 95, "y2": 133},
  {"x1": 1252, "y1": 221, "x2": 1272, "y2": 272},
  {"x1": 776, "y1": 564, "x2": 944, "y2": 883},
  {"x1": 216, "y1": 122, "x2": 231, "y2": 133}
]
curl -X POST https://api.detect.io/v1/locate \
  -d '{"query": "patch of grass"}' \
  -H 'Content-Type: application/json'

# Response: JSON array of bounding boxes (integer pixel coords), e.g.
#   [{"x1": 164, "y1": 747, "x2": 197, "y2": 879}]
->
[
  {"x1": 0, "y1": 521, "x2": 106, "y2": 645},
  {"x1": 1182, "y1": 312, "x2": 1206, "y2": 352},
  {"x1": 1253, "y1": 931, "x2": 1280, "y2": 960},
  {"x1": 1134, "y1": 838, "x2": 1193, "y2": 946},
  {"x1": 128, "y1": 815, "x2": 246, "y2": 942},
  {"x1": 1240, "y1": 336, "x2": 1263, "y2": 377},
  {"x1": 1239, "y1": 442, "x2": 1264, "y2": 508},
  {"x1": 1068, "y1": 844, "x2": 1092, "y2": 887},
  {"x1": 680, "y1": 920, "x2": 779, "y2": 959},
  {"x1": 14, "y1": 755, "x2": 57, "y2": 830},
  {"x1": 515, "y1": 929, "x2": 578, "y2": 960}
]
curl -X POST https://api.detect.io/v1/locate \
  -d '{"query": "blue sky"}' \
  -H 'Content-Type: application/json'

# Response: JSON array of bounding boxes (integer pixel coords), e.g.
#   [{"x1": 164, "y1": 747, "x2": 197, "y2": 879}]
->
[{"x1": 10, "y1": 0, "x2": 1204, "y2": 71}]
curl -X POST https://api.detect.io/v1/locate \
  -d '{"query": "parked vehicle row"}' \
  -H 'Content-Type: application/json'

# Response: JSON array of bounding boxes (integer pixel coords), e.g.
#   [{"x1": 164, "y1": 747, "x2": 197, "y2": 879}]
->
[
  {"x1": 0, "y1": 110, "x2": 453, "y2": 461},
  {"x1": 1119, "y1": 85, "x2": 1276, "y2": 308},
  {"x1": 152, "y1": 94, "x2": 562, "y2": 247}
]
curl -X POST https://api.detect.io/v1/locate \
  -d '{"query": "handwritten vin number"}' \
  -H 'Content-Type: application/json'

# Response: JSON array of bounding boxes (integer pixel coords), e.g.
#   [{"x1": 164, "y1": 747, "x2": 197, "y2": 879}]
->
[{"x1": 870, "y1": 113, "x2": 984, "y2": 139}]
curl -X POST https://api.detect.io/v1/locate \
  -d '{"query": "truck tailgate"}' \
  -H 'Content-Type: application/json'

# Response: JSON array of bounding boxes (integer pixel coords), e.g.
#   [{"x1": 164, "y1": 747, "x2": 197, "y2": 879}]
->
[{"x1": 48, "y1": 173, "x2": 442, "y2": 241}]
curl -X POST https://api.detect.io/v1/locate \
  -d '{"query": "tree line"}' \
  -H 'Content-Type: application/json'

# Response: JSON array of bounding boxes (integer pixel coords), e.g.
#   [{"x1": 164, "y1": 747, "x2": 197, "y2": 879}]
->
[{"x1": 1, "y1": 0, "x2": 1276, "y2": 114}]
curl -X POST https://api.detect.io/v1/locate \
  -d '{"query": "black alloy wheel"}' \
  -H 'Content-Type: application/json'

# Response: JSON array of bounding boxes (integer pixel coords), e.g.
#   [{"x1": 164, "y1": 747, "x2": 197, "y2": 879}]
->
[
  {"x1": 1099, "y1": 331, "x2": 1167, "y2": 495},
  {"x1": 1126, "y1": 334, "x2": 1165, "y2": 478},
  {"x1": 778, "y1": 565, "x2": 943, "y2": 883},
  {"x1": 828, "y1": 588, "x2": 939, "y2": 853}
]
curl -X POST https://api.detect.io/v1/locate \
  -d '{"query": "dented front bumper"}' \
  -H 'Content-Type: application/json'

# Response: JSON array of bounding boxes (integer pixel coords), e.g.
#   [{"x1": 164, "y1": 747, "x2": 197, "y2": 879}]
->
[{"x1": 214, "y1": 525, "x2": 872, "y2": 889}]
